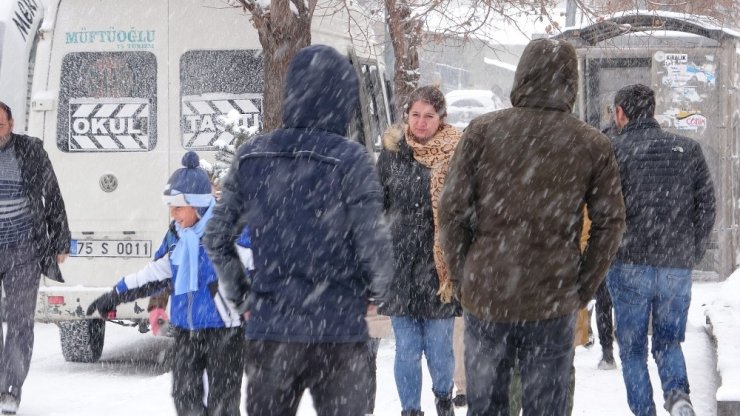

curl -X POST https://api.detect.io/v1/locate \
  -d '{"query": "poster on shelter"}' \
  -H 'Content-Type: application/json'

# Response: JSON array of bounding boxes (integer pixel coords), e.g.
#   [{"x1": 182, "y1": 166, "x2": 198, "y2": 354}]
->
[{"x1": 654, "y1": 51, "x2": 716, "y2": 132}]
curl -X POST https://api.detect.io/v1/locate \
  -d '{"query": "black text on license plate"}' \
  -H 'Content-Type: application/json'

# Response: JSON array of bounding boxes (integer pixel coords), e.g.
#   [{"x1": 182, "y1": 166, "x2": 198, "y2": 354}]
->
[{"x1": 71, "y1": 240, "x2": 152, "y2": 258}]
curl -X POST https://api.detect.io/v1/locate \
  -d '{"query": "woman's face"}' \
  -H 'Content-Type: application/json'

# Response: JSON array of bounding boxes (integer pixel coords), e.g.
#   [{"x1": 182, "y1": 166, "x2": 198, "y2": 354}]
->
[{"x1": 407, "y1": 101, "x2": 441, "y2": 141}]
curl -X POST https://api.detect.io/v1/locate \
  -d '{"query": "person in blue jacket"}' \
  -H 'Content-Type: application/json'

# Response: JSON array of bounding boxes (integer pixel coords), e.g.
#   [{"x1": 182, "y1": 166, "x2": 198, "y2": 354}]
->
[
  {"x1": 203, "y1": 44, "x2": 393, "y2": 416},
  {"x1": 86, "y1": 151, "x2": 252, "y2": 416}
]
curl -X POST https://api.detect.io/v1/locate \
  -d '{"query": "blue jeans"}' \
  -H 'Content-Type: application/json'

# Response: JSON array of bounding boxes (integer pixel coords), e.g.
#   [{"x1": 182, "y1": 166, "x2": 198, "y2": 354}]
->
[
  {"x1": 607, "y1": 263, "x2": 692, "y2": 416},
  {"x1": 464, "y1": 312, "x2": 575, "y2": 416},
  {"x1": 390, "y1": 316, "x2": 454, "y2": 411}
]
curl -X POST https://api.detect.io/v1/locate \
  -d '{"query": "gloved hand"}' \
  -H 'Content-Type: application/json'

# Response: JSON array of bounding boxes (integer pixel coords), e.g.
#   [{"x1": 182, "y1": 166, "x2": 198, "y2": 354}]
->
[{"x1": 86, "y1": 290, "x2": 121, "y2": 317}]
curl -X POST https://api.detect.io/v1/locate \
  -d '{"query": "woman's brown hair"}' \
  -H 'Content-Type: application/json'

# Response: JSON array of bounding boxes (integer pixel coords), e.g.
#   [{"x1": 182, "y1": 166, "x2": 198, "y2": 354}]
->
[{"x1": 405, "y1": 85, "x2": 447, "y2": 119}]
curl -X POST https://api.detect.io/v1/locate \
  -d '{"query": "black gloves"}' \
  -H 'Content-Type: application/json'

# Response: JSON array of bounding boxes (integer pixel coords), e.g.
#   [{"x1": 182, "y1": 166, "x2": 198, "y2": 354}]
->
[{"x1": 86, "y1": 290, "x2": 121, "y2": 317}]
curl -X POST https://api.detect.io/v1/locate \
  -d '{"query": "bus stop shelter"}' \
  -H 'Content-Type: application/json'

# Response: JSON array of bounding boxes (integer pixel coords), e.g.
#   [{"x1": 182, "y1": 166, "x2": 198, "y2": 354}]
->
[{"x1": 558, "y1": 11, "x2": 740, "y2": 280}]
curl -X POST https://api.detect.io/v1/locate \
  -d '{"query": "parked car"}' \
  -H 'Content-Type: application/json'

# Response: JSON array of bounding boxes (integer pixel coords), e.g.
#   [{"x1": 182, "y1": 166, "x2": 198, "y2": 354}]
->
[{"x1": 445, "y1": 89, "x2": 506, "y2": 129}]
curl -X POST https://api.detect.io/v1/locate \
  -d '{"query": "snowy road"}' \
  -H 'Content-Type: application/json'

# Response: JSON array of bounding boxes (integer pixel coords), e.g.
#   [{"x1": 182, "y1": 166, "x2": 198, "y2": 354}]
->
[{"x1": 16, "y1": 282, "x2": 719, "y2": 415}]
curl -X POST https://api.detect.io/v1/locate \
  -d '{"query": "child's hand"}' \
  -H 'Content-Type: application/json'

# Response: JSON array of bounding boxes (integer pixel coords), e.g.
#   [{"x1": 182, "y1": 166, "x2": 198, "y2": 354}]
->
[
  {"x1": 243, "y1": 311, "x2": 251, "y2": 321},
  {"x1": 86, "y1": 290, "x2": 120, "y2": 317}
]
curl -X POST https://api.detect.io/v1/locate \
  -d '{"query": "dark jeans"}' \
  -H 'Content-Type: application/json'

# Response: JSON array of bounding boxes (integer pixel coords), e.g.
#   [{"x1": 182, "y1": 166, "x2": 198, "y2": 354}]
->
[
  {"x1": 366, "y1": 337, "x2": 381, "y2": 414},
  {"x1": 508, "y1": 352, "x2": 576, "y2": 416},
  {"x1": 171, "y1": 327, "x2": 244, "y2": 416},
  {"x1": 465, "y1": 312, "x2": 575, "y2": 416},
  {"x1": 245, "y1": 340, "x2": 369, "y2": 416},
  {"x1": 0, "y1": 242, "x2": 41, "y2": 400},
  {"x1": 595, "y1": 281, "x2": 614, "y2": 351}
]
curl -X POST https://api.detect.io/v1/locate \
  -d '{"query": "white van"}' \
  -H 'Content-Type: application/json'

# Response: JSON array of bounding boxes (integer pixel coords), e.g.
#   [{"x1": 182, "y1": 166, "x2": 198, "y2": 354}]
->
[{"x1": 3, "y1": 0, "x2": 391, "y2": 362}]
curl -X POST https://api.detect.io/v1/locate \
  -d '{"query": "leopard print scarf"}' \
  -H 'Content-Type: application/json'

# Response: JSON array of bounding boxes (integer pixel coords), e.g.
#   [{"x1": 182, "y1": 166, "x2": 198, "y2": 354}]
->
[{"x1": 405, "y1": 123, "x2": 462, "y2": 303}]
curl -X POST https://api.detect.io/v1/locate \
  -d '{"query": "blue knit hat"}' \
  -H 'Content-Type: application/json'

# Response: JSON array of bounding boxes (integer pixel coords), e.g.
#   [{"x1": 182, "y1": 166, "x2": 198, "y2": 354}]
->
[{"x1": 162, "y1": 151, "x2": 213, "y2": 207}]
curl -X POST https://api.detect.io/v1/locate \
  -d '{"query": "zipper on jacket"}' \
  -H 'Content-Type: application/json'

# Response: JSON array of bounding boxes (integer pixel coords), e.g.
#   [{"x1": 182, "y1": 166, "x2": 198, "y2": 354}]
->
[{"x1": 187, "y1": 292, "x2": 194, "y2": 330}]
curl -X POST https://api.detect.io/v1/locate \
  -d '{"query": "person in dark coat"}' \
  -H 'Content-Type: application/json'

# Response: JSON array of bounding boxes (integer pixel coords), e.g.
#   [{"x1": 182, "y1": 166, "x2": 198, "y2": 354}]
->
[
  {"x1": 439, "y1": 38, "x2": 626, "y2": 416},
  {"x1": 377, "y1": 85, "x2": 462, "y2": 416},
  {"x1": 606, "y1": 84, "x2": 715, "y2": 416},
  {"x1": 0, "y1": 101, "x2": 70, "y2": 415},
  {"x1": 203, "y1": 44, "x2": 392, "y2": 416}
]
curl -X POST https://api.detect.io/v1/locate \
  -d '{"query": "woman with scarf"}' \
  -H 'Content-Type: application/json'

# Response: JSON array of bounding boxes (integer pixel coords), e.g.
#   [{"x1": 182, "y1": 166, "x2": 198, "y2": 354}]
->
[
  {"x1": 377, "y1": 86, "x2": 462, "y2": 416},
  {"x1": 86, "y1": 151, "x2": 252, "y2": 416}
]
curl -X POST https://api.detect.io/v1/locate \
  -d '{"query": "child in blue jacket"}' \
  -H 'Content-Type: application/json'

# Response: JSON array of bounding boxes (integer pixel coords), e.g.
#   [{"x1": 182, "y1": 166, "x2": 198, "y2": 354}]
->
[{"x1": 87, "y1": 151, "x2": 252, "y2": 416}]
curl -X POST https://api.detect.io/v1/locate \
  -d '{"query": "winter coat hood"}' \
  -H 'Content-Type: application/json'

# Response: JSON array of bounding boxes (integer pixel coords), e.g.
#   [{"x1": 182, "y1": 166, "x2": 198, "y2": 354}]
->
[
  {"x1": 510, "y1": 38, "x2": 578, "y2": 113},
  {"x1": 282, "y1": 45, "x2": 359, "y2": 135}
]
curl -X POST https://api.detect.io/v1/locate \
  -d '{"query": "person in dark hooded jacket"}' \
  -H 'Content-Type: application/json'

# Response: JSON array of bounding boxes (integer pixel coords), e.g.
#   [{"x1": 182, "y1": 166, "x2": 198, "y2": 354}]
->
[
  {"x1": 203, "y1": 44, "x2": 392, "y2": 416},
  {"x1": 438, "y1": 38, "x2": 626, "y2": 416}
]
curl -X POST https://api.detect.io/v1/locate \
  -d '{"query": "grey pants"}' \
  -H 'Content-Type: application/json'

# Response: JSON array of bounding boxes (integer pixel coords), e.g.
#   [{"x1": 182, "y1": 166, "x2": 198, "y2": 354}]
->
[{"x1": 0, "y1": 242, "x2": 41, "y2": 399}]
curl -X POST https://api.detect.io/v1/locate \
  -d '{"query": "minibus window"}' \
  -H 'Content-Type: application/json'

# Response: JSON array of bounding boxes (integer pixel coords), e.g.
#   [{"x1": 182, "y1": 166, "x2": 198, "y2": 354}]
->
[
  {"x1": 56, "y1": 51, "x2": 157, "y2": 152},
  {"x1": 180, "y1": 49, "x2": 263, "y2": 150}
]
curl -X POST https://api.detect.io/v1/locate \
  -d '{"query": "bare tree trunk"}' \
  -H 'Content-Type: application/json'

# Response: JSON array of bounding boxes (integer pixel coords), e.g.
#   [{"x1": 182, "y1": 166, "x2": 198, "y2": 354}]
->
[
  {"x1": 385, "y1": 0, "x2": 422, "y2": 121},
  {"x1": 256, "y1": 26, "x2": 311, "y2": 131},
  {"x1": 235, "y1": 0, "x2": 315, "y2": 132}
]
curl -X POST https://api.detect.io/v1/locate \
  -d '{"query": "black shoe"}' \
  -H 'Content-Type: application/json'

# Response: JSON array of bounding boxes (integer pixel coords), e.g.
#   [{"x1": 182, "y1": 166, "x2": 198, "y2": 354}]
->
[
  {"x1": 435, "y1": 394, "x2": 454, "y2": 416},
  {"x1": 0, "y1": 393, "x2": 18, "y2": 415},
  {"x1": 598, "y1": 348, "x2": 616, "y2": 370},
  {"x1": 453, "y1": 393, "x2": 467, "y2": 407}
]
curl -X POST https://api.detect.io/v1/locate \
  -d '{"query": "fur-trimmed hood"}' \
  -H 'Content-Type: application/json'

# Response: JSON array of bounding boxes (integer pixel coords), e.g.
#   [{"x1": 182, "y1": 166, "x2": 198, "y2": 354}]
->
[{"x1": 382, "y1": 123, "x2": 406, "y2": 152}]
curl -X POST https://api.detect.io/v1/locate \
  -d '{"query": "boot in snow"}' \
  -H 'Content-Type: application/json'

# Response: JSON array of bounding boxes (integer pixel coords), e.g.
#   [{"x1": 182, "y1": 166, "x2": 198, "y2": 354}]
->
[
  {"x1": 669, "y1": 399, "x2": 696, "y2": 416},
  {"x1": 0, "y1": 388, "x2": 19, "y2": 415},
  {"x1": 435, "y1": 393, "x2": 454, "y2": 416},
  {"x1": 597, "y1": 348, "x2": 617, "y2": 370},
  {"x1": 453, "y1": 393, "x2": 467, "y2": 407}
]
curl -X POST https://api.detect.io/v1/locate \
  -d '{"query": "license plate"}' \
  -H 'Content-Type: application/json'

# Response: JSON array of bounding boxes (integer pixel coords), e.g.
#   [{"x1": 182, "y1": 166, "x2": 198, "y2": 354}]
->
[{"x1": 70, "y1": 239, "x2": 152, "y2": 258}]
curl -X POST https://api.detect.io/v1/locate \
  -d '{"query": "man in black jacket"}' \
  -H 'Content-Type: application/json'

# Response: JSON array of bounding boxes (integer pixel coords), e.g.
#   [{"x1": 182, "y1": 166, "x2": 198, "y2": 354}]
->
[
  {"x1": 0, "y1": 101, "x2": 70, "y2": 415},
  {"x1": 607, "y1": 85, "x2": 715, "y2": 416}
]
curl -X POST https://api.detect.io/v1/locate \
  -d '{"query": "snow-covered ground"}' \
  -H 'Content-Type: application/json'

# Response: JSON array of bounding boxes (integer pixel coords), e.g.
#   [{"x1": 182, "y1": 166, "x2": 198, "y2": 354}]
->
[
  {"x1": 16, "y1": 282, "x2": 720, "y2": 415},
  {"x1": 704, "y1": 270, "x2": 740, "y2": 405}
]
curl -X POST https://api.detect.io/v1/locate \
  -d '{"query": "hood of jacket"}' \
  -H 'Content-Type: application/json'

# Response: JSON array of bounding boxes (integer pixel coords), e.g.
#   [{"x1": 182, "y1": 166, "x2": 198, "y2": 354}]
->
[
  {"x1": 509, "y1": 38, "x2": 578, "y2": 113},
  {"x1": 282, "y1": 45, "x2": 359, "y2": 135}
]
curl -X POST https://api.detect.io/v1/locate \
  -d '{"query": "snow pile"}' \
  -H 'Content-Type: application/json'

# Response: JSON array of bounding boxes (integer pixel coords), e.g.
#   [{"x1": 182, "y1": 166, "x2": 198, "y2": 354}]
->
[{"x1": 705, "y1": 270, "x2": 740, "y2": 401}]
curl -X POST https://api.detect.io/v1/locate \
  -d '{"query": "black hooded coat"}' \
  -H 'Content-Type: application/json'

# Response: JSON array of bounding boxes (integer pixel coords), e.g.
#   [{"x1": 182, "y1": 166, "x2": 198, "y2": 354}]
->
[{"x1": 204, "y1": 45, "x2": 393, "y2": 343}]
